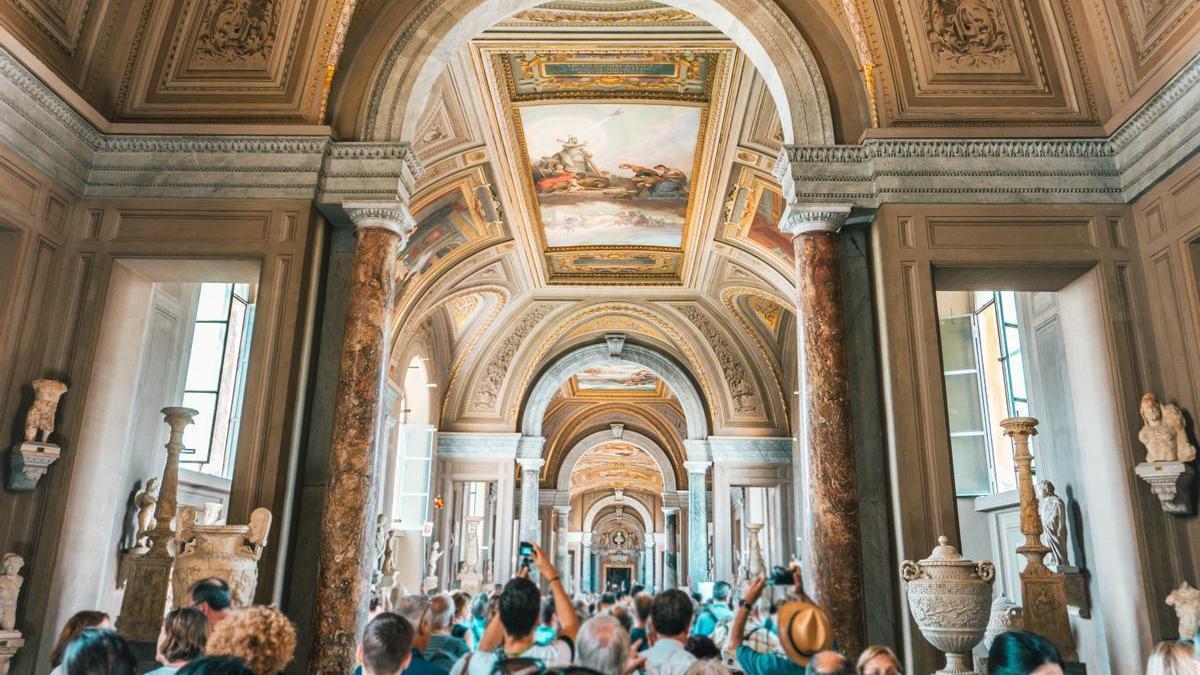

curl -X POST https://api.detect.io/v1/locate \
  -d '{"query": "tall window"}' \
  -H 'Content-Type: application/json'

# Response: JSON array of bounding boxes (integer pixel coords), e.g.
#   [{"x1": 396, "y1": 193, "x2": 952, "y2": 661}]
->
[
  {"x1": 938, "y1": 291, "x2": 1030, "y2": 496},
  {"x1": 181, "y1": 283, "x2": 255, "y2": 478},
  {"x1": 391, "y1": 357, "x2": 435, "y2": 530}
]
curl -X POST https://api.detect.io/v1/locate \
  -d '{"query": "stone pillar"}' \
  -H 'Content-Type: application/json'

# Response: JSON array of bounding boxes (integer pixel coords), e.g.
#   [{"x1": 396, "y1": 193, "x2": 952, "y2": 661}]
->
[
  {"x1": 517, "y1": 457, "x2": 545, "y2": 547},
  {"x1": 662, "y1": 506, "x2": 678, "y2": 590},
  {"x1": 683, "y1": 461, "x2": 711, "y2": 587},
  {"x1": 555, "y1": 506, "x2": 571, "y2": 590},
  {"x1": 582, "y1": 538, "x2": 593, "y2": 592},
  {"x1": 644, "y1": 539, "x2": 656, "y2": 593},
  {"x1": 1001, "y1": 417, "x2": 1076, "y2": 660},
  {"x1": 782, "y1": 203, "x2": 865, "y2": 656},
  {"x1": 310, "y1": 204, "x2": 412, "y2": 674}
]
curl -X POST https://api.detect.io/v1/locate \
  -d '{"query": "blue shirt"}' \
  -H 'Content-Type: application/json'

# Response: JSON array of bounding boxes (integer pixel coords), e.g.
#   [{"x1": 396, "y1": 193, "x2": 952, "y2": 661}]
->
[
  {"x1": 408, "y1": 648, "x2": 450, "y2": 675},
  {"x1": 736, "y1": 645, "x2": 807, "y2": 675},
  {"x1": 692, "y1": 602, "x2": 734, "y2": 636},
  {"x1": 144, "y1": 668, "x2": 179, "y2": 675}
]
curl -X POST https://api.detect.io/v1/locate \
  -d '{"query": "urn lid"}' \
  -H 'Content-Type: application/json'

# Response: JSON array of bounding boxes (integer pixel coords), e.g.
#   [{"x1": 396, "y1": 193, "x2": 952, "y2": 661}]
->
[{"x1": 920, "y1": 536, "x2": 967, "y2": 565}]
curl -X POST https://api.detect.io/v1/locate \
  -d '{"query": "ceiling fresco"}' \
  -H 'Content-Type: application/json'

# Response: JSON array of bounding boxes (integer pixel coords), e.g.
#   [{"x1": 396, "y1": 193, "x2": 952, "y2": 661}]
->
[
  {"x1": 574, "y1": 362, "x2": 659, "y2": 391},
  {"x1": 479, "y1": 45, "x2": 733, "y2": 284},
  {"x1": 723, "y1": 166, "x2": 793, "y2": 270},
  {"x1": 569, "y1": 441, "x2": 665, "y2": 493}
]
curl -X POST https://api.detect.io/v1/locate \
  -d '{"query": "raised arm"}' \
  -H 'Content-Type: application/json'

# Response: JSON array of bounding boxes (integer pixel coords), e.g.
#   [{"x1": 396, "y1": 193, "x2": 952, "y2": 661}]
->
[
  {"x1": 532, "y1": 543, "x2": 580, "y2": 640},
  {"x1": 728, "y1": 575, "x2": 765, "y2": 655}
]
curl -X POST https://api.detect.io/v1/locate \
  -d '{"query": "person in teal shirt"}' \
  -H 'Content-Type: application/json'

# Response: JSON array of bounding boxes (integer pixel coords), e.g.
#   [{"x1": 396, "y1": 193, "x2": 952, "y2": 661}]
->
[
  {"x1": 729, "y1": 571, "x2": 851, "y2": 675},
  {"x1": 692, "y1": 581, "x2": 734, "y2": 636}
]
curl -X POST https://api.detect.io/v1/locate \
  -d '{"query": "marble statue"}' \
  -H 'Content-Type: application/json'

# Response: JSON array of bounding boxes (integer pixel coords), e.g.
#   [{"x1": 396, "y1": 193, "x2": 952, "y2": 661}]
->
[
  {"x1": 22, "y1": 379, "x2": 67, "y2": 443},
  {"x1": 428, "y1": 542, "x2": 443, "y2": 578},
  {"x1": 1167, "y1": 581, "x2": 1200, "y2": 639},
  {"x1": 132, "y1": 477, "x2": 159, "y2": 550},
  {"x1": 203, "y1": 502, "x2": 224, "y2": 525},
  {"x1": 0, "y1": 554, "x2": 23, "y2": 631},
  {"x1": 1037, "y1": 481, "x2": 1068, "y2": 568},
  {"x1": 1139, "y1": 393, "x2": 1196, "y2": 463}
]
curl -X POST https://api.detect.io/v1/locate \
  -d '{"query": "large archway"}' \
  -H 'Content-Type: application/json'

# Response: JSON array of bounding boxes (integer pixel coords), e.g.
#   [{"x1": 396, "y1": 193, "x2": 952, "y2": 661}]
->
[
  {"x1": 521, "y1": 341, "x2": 709, "y2": 441},
  {"x1": 557, "y1": 430, "x2": 679, "y2": 493},
  {"x1": 356, "y1": 0, "x2": 836, "y2": 145}
]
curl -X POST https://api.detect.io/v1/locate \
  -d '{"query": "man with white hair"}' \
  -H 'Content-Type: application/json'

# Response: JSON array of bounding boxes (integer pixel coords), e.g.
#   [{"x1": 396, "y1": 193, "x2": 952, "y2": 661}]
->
[
  {"x1": 427, "y1": 592, "x2": 470, "y2": 671},
  {"x1": 394, "y1": 595, "x2": 450, "y2": 675},
  {"x1": 576, "y1": 615, "x2": 633, "y2": 675}
]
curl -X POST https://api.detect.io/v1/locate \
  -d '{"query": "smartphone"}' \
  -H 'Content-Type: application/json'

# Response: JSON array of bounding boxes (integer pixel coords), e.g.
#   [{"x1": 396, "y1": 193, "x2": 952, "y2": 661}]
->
[
  {"x1": 519, "y1": 541, "x2": 534, "y2": 558},
  {"x1": 765, "y1": 565, "x2": 793, "y2": 586}
]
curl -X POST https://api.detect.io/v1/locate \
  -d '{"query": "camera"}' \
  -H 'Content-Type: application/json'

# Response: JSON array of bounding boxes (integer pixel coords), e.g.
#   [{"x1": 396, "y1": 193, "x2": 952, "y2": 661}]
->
[
  {"x1": 518, "y1": 541, "x2": 534, "y2": 568},
  {"x1": 766, "y1": 565, "x2": 794, "y2": 586}
]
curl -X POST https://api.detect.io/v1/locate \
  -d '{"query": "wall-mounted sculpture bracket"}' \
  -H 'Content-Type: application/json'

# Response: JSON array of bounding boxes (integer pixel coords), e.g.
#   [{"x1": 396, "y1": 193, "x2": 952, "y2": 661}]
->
[
  {"x1": 7, "y1": 441, "x2": 60, "y2": 491},
  {"x1": 1135, "y1": 461, "x2": 1194, "y2": 515}
]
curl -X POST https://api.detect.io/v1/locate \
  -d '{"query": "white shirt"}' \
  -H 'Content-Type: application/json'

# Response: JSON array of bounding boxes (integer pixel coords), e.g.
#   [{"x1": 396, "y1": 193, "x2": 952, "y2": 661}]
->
[
  {"x1": 642, "y1": 638, "x2": 696, "y2": 675},
  {"x1": 451, "y1": 638, "x2": 574, "y2": 675}
]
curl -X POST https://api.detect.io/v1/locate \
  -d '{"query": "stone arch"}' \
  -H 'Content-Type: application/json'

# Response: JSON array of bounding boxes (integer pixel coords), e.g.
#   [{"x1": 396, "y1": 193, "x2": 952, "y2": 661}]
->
[
  {"x1": 557, "y1": 431, "x2": 678, "y2": 493},
  {"x1": 521, "y1": 342, "x2": 708, "y2": 440},
  {"x1": 357, "y1": 0, "x2": 835, "y2": 146},
  {"x1": 584, "y1": 495, "x2": 655, "y2": 534}
]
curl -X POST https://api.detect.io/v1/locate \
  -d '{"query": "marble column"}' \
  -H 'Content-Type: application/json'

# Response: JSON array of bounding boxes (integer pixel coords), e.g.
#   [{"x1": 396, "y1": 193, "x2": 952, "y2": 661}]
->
[
  {"x1": 662, "y1": 506, "x2": 678, "y2": 590},
  {"x1": 517, "y1": 457, "x2": 545, "y2": 547},
  {"x1": 644, "y1": 539, "x2": 656, "y2": 593},
  {"x1": 683, "y1": 461, "x2": 710, "y2": 587},
  {"x1": 582, "y1": 538, "x2": 593, "y2": 592},
  {"x1": 310, "y1": 204, "x2": 412, "y2": 674},
  {"x1": 555, "y1": 506, "x2": 571, "y2": 590},
  {"x1": 782, "y1": 203, "x2": 865, "y2": 656}
]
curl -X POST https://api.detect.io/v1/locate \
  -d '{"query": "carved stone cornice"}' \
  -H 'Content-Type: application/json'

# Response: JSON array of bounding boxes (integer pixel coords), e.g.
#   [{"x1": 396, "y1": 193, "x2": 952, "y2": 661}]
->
[
  {"x1": 708, "y1": 436, "x2": 794, "y2": 464},
  {"x1": 436, "y1": 432, "x2": 521, "y2": 459}
]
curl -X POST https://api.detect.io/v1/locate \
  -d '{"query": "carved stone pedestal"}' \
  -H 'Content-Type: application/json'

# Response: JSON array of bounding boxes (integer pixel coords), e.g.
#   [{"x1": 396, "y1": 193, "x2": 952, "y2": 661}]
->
[
  {"x1": 117, "y1": 555, "x2": 174, "y2": 641},
  {"x1": 7, "y1": 441, "x2": 60, "y2": 490},
  {"x1": 0, "y1": 630, "x2": 23, "y2": 675},
  {"x1": 1135, "y1": 461, "x2": 1194, "y2": 515},
  {"x1": 172, "y1": 507, "x2": 272, "y2": 609}
]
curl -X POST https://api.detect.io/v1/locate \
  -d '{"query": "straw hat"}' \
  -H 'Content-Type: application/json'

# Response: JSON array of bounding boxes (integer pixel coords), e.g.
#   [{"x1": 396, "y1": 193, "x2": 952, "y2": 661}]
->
[{"x1": 775, "y1": 600, "x2": 834, "y2": 666}]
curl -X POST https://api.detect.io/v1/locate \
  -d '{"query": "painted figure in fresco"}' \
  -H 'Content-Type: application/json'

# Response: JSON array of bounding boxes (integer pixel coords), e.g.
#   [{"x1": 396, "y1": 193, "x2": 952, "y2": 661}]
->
[
  {"x1": 617, "y1": 164, "x2": 688, "y2": 199},
  {"x1": 553, "y1": 136, "x2": 602, "y2": 176}
]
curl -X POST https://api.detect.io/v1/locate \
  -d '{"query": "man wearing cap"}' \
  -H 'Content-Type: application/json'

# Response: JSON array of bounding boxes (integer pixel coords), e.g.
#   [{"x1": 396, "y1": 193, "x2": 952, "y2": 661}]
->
[{"x1": 728, "y1": 570, "x2": 852, "y2": 675}]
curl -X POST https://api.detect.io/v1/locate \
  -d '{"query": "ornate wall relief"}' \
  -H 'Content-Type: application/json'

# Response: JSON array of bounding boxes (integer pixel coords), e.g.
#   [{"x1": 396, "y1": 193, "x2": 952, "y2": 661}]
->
[
  {"x1": 670, "y1": 303, "x2": 764, "y2": 418},
  {"x1": 470, "y1": 303, "x2": 555, "y2": 412},
  {"x1": 193, "y1": 0, "x2": 279, "y2": 65},
  {"x1": 924, "y1": 0, "x2": 1015, "y2": 68}
]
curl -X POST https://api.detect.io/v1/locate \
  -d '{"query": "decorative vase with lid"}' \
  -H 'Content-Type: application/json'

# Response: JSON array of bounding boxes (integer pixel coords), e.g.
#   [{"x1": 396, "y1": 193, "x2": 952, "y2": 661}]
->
[{"x1": 900, "y1": 535, "x2": 996, "y2": 675}]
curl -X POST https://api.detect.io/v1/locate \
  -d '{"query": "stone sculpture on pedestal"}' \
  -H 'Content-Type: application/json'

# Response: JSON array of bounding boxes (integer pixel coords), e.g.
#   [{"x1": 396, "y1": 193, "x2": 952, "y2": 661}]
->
[
  {"x1": 424, "y1": 542, "x2": 443, "y2": 592},
  {"x1": 116, "y1": 406, "x2": 196, "y2": 642},
  {"x1": 899, "y1": 536, "x2": 995, "y2": 674},
  {"x1": 1001, "y1": 417, "x2": 1076, "y2": 661},
  {"x1": 131, "y1": 478, "x2": 159, "y2": 553},
  {"x1": 172, "y1": 506, "x2": 272, "y2": 609},
  {"x1": 8, "y1": 379, "x2": 68, "y2": 490},
  {"x1": 1037, "y1": 481, "x2": 1069, "y2": 568},
  {"x1": 1166, "y1": 581, "x2": 1200, "y2": 640},
  {"x1": 1135, "y1": 393, "x2": 1197, "y2": 514},
  {"x1": 0, "y1": 553, "x2": 25, "y2": 675},
  {"x1": 458, "y1": 517, "x2": 483, "y2": 594}
]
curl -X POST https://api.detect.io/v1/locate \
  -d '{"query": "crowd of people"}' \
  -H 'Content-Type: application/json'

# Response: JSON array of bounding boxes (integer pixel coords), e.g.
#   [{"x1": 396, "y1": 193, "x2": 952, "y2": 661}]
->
[{"x1": 41, "y1": 543, "x2": 1200, "y2": 674}]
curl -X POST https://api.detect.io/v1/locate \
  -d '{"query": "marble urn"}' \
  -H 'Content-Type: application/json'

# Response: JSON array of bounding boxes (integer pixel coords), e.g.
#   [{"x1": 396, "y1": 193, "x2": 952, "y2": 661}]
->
[{"x1": 901, "y1": 536, "x2": 996, "y2": 675}]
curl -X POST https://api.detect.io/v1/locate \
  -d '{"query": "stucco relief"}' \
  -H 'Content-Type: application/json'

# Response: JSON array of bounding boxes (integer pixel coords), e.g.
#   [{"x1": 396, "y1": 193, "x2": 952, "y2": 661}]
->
[
  {"x1": 925, "y1": 0, "x2": 1015, "y2": 66},
  {"x1": 471, "y1": 303, "x2": 555, "y2": 411},
  {"x1": 194, "y1": 0, "x2": 279, "y2": 63},
  {"x1": 671, "y1": 303, "x2": 763, "y2": 416}
]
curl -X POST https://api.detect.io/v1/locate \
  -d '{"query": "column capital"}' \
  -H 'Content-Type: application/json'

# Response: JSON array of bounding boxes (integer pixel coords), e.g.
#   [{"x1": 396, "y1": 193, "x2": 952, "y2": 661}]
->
[
  {"x1": 517, "y1": 456, "x2": 545, "y2": 472},
  {"x1": 554, "y1": 504, "x2": 571, "y2": 516},
  {"x1": 517, "y1": 435, "x2": 547, "y2": 458},
  {"x1": 683, "y1": 460, "x2": 712, "y2": 475},
  {"x1": 661, "y1": 505, "x2": 680, "y2": 516},
  {"x1": 780, "y1": 202, "x2": 852, "y2": 236},
  {"x1": 344, "y1": 202, "x2": 417, "y2": 239}
]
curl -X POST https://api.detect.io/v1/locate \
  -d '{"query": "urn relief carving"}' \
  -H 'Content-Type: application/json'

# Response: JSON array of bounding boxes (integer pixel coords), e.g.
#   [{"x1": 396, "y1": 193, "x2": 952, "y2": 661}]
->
[
  {"x1": 172, "y1": 506, "x2": 272, "y2": 609},
  {"x1": 900, "y1": 536, "x2": 995, "y2": 674}
]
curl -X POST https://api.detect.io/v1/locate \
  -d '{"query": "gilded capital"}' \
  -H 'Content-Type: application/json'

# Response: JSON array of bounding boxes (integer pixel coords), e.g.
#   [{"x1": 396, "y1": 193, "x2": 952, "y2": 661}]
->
[{"x1": 780, "y1": 202, "x2": 852, "y2": 236}]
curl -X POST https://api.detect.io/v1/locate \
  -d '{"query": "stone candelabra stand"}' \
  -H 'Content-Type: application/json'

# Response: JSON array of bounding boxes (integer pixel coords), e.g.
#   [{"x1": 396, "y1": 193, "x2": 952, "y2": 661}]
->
[
  {"x1": 172, "y1": 506, "x2": 272, "y2": 610},
  {"x1": 746, "y1": 523, "x2": 767, "y2": 578},
  {"x1": 0, "y1": 553, "x2": 25, "y2": 675},
  {"x1": 900, "y1": 536, "x2": 995, "y2": 675},
  {"x1": 458, "y1": 516, "x2": 483, "y2": 593},
  {"x1": 116, "y1": 406, "x2": 196, "y2": 642},
  {"x1": 1001, "y1": 417, "x2": 1076, "y2": 661}
]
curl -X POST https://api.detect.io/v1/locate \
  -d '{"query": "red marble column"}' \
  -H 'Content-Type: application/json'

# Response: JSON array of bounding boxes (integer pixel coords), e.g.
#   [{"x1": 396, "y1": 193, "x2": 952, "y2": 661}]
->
[
  {"x1": 309, "y1": 206, "x2": 410, "y2": 674},
  {"x1": 787, "y1": 204, "x2": 866, "y2": 656}
]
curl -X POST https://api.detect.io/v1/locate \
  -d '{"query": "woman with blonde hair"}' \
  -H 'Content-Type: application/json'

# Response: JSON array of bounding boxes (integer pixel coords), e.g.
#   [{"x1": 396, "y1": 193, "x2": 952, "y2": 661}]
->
[
  {"x1": 857, "y1": 645, "x2": 901, "y2": 675},
  {"x1": 205, "y1": 606, "x2": 297, "y2": 675},
  {"x1": 1147, "y1": 640, "x2": 1200, "y2": 675}
]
